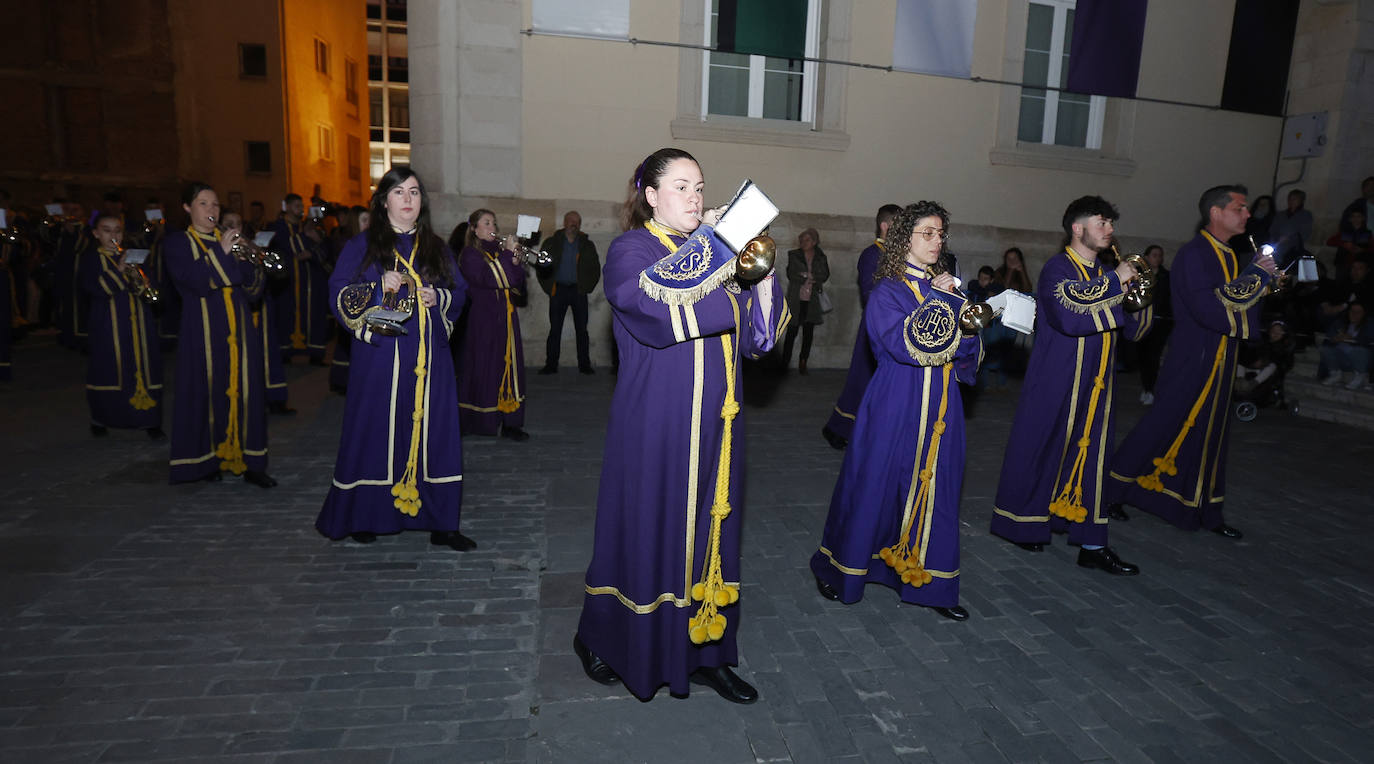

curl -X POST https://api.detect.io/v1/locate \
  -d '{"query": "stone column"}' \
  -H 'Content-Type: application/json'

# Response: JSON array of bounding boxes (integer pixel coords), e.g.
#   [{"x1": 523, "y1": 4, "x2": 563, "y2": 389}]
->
[{"x1": 408, "y1": 0, "x2": 523, "y2": 229}]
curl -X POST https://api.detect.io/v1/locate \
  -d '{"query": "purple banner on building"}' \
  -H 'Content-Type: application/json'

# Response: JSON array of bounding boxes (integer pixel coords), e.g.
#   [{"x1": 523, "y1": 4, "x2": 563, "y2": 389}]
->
[{"x1": 1065, "y1": 0, "x2": 1148, "y2": 99}]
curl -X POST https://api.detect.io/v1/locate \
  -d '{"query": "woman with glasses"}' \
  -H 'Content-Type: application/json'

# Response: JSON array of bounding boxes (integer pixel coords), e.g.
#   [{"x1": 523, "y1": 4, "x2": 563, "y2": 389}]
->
[
  {"x1": 315, "y1": 167, "x2": 473, "y2": 550},
  {"x1": 810, "y1": 202, "x2": 982, "y2": 621}
]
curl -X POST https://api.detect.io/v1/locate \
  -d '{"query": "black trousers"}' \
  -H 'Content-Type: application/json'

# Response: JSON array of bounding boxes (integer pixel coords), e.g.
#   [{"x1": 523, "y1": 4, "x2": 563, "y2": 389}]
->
[
  {"x1": 546, "y1": 283, "x2": 591, "y2": 369},
  {"x1": 782, "y1": 299, "x2": 815, "y2": 366}
]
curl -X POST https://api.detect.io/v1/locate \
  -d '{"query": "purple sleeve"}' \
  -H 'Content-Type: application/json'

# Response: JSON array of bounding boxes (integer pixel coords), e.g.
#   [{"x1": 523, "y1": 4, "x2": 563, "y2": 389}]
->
[
  {"x1": 857, "y1": 246, "x2": 881, "y2": 307},
  {"x1": 953, "y1": 332, "x2": 982, "y2": 385},
  {"x1": 1174, "y1": 240, "x2": 1270, "y2": 340},
  {"x1": 1038, "y1": 255, "x2": 1129, "y2": 337},
  {"x1": 745, "y1": 274, "x2": 786, "y2": 356},
  {"x1": 436, "y1": 248, "x2": 469, "y2": 328},
  {"x1": 164, "y1": 232, "x2": 243, "y2": 297}
]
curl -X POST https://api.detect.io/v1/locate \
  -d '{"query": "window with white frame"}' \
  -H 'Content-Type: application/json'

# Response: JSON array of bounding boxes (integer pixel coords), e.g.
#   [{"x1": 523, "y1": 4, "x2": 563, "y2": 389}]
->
[
  {"x1": 1017, "y1": 0, "x2": 1104, "y2": 149},
  {"x1": 318, "y1": 124, "x2": 335, "y2": 162},
  {"x1": 701, "y1": 0, "x2": 819, "y2": 122}
]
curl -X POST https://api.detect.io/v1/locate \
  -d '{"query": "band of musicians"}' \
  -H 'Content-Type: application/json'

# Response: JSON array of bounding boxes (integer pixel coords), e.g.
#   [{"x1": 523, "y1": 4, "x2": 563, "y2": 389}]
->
[{"x1": 0, "y1": 153, "x2": 1293, "y2": 706}]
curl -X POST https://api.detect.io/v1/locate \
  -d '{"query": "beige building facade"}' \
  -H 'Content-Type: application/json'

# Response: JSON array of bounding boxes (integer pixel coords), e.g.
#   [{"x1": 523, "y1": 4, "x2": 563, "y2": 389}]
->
[{"x1": 409, "y1": 0, "x2": 1372, "y2": 368}]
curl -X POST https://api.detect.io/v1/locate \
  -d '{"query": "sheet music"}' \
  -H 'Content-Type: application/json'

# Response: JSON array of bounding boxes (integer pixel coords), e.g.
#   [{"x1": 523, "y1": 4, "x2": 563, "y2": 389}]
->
[
  {"x1": 254, "y1": 231, "x2": 276, "y2": 247},
  {"x1": 123, "y1": 249, "x2": 150, "y2": 265},
  {"x1": 517, "y1": 215, "x2": 541, "y2": 239},
  {"x1": 715, "y1": 180, "x2": 780, "y2": 254}
]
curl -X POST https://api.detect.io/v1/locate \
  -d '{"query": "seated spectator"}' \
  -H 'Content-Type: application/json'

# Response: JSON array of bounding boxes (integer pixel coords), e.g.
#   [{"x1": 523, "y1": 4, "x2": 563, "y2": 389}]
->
[
  {"x1": 994, "y1": 247, "x2": 1034, "y2": 294},
  {"x1": 1319, "y1": 301, "x2": 1374, "y2": 390},
  {"x1": 1319, "y1": 257, "x2": 1373, "y2": 333},
  {"x1": 1269, "y1": 189, "x2": 1313, "y2": 266},
  {"x1": 1327, "y1": 209, "x2": 1373, "y2": 278},
  {"x1": 966, "y1": 265, "x2": 1001, "y2": 303},
  {"x1": 1235, "y1": 320, "x2": 1295, "y2": 403},
  {"x1": 968, "y1": 266, "x2": 1009, "y2": 391},
  {"x1": 1246, "y1": 195, "x2": 1275, "y2": 243},
  {"x1": 1339, "y1": 176, "x2": 1374, "y2": 235}
]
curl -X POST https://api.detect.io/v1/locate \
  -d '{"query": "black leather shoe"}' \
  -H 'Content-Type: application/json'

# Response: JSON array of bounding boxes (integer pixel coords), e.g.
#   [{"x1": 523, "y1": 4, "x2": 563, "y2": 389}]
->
[
  {"x1": 690, "y1": 666, "x2": 758, "y2": 704},
  {"x1": 572, "y1": 635, "x2": 620, "y2": 685},
  {"x1": 821, "y1": 426, "x2": 848, "y2": 451},
  {"x1": 1013, "y1": 541, "x2": 1045, "y2": 552},
  {"x1": 145, "y1": 427, "x2": 166, "y2": 441},
  {"x1": 244, "y1": 470, "x2": 278, "y2": 488},
  {"x1": 1106, "y1": 503, "x2": 1129, "y2": 521},
  {"x1": 930, "y1": 605, "x2": 969, "y2": 621},
  {"x1": 578, "y1": 366, "x2": 595, "y2": 375},
  {"x1": 538, "y1": 365, "x2": 558, "y2": 375},
  {"x1": 1077, "y1": 546, "x2": 1139, "y2": 576},
  {"x1": 349, "y1": 532, "x2": 377, "y2": 544},
  {"x1": 1211, "y1": 524, "x2": 1243, "y2": 539},
  {"x1": 500, "y1": 426, "x2": 530, "y2": 442},
  {"x1": 815, "y1": 574, "x2": 840, "y2": 601},
  {"x1": 430, "y1": 531, "x2": 477, "y2": 551},
  {"x1": 268, "y1": 402, "x2": 297, "y2": 416},
  {"x1": 90, "y1": 424, "x2": 108, "y2": 437}
]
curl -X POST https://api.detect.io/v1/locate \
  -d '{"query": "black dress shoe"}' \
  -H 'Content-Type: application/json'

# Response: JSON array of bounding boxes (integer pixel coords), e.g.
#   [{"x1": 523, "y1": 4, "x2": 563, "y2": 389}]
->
[
  {"x1": 538, "y1": 365, "x2": 558, "y2": 375},
  {"x1": 1211, "y1": 524, "x2": 1243, "y2": 539},
  {"x1": 930, "y1": 605, "x2": 969, "y2": 621},
  {"x1": 1106, "y1": 503, "x2": 1129, "y2": 521},
  {"x1": 578, "y1": 366, "x2": 595, "y2": 375},
  {"x1": 244, "y1": 470, "x2": 278, "y2": 488},
  {"x1": 815, "y1": 574, "x2": 840, "y2": 601},
  {"x1": 572, "y1": 635, "x2": 620, "y2": 685},
  {"x1": 821, "y1": 426, "x2": 848, "y2": 450},
  {"x1": 268, "y1": 402, "x2": 297, "y2": 416},
  {"x1": 691, "y1": 666, "x2": 758, "y2": 704},
  {"x1": 145, "y1": 427, "x2": 166, "y2": 441},
  {"x1": 90, "y1": 424, "x2": 108, "y2": 437},
  {"x1": 202, "y1": 471, "x2": 223, "y2": 483},
  {"x1": 429, "y1": 531, "x2": 477, "y2": 551},
  {"x1": 1077, "y1": 546, "x2": 1140, "y2": 576},
  {"x1": 1013, "y1": 541, "x2": 1045, "y2": 552},
  {"x1": 349, "y1": 531, "x2": 377, "y2": 544},
  {"x1": 500, "y1": 426, "x2": 530, "y2": 442}
]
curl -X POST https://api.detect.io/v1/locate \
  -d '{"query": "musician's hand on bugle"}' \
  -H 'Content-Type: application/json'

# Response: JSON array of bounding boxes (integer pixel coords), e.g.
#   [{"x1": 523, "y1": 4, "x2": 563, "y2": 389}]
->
[
  {"x1": 418, "y1": 286, "x2": 438, "y2": 308},
  {"x1": 219, "y1": 228, "x2": 241, "y2": 256},
  {"x1": 698, "y1": 205, "x2": 726, "y2": 228},
  {"x1": 1114, "y1": 261, "x2": 1138, "y2": 287},
  {"x1": 931, "y1": 272, "x2": 958, "y2": 293},
  {"x1": 1254, "y1": 252, "x2": 1278, "y2": 275},
  {"x1": 382, "y1": 270, "x2": 404, "y2": 293}
]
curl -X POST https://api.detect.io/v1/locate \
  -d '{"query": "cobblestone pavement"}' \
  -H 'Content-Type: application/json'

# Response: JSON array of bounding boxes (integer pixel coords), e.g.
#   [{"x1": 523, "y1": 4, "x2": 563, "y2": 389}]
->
[{"x1": 2, "y1": 332, "x2": 1373, "y2": 763}]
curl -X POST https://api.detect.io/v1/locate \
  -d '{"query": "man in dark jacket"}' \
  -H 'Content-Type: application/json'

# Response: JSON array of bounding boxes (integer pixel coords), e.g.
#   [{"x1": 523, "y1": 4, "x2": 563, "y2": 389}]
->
[{"x1": 537, "y1": 211, "x2": 601, "y2": 374}]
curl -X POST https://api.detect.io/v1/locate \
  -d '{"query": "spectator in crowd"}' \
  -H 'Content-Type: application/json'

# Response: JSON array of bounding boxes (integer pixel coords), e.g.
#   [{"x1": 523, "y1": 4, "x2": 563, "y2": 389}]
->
[
  {"x1": 1135, "y1": 244, "x2": 1171, "y2": 405},
  {"x1": 994, "y1": 246, "x2": 1034, "y2": 294},
  {"x1": 1245, "y1": 194, "x2": 1274, "y2": 243},
  {"x1": 1319, "y1": 257, "x2": 1373, "y2": 334},
  {"x1": 781, "y1": 227, "x2": 829, "y2": 374},
  {"x1": 1319, "y1": 300, "x2": 1373, "y2": 390},
  {"x1": 1235, "y1": 319, "x2": 1295, "y2": 404},
  {"x1": 1327, "y1": 209, "x2": 1373, "y2": 279},
  {"x1": 1340, "y1": 176, "x2": 1374, "y2": 235},
  {"x1": 536, "y1": 211, "x2": 601, "y2": 375},
  {"x1": 1269, "y1": 189, "x2": 1313, "y2": 265}
]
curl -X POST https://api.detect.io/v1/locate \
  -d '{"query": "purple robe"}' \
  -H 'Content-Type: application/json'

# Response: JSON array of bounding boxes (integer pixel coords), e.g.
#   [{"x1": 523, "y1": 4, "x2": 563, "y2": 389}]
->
[
  {"x1": 270, "y1": 219, "x2": 330, "y2": 361},
  {"x1": 0, "y1": 243, "x2": 12, "y2": 381},
  {"x1": 1107, "y1": 232, "x2": 1271, "y2": 530},
  {"x1": 316, "y1": 233, "x2": 470, "y2": 539},
  {"x1": 257, "y1": 286, "x2": 289, "y2": 404},
  {"x1": 84, "y1": 249, "x2": 163, "y2": 429},
  {"x1": 991, "y1": 249, "x2": 1151, "y2": 547},
  {"x1": 456, "y1": 241, "x2": 528, "y2": 435},
  {"x1": 576, "y1": 225, "x2": 786, "y2": 701},
  {"x1": 330, "y1": 324, "x2": 351, "y2": 390},
  {"x1": 54, "y1": 227, "x2": 93, "y2": 349},
  {"x1": 148, "y1": 232, "x2": 181, "y2": 346},
  {"x1": 166, "y1": 230, "x2": 270, "y2": 483},
  {"x1": 825, "y1": 241, "x2": 884, "y2": 439},
  {"x1": 812, "y1": 264, "x2": 981, "y2": 607}
]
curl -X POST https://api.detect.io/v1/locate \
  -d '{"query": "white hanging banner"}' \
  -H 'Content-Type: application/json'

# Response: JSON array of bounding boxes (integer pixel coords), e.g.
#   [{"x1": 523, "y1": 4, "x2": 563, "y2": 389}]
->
[
  {"x1": 892, "y1": 0, "x2": 978, "y2": 79},
  {"x1": 532, "y1": 0, "x2": 630, "y2": 40}
]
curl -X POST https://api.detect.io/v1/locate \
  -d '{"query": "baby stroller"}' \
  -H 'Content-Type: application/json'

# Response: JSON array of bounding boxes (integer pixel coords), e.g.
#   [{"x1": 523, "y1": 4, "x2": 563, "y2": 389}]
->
[{"x1": 1231, "y1": 321, "x2": 1295, "y2": 422}]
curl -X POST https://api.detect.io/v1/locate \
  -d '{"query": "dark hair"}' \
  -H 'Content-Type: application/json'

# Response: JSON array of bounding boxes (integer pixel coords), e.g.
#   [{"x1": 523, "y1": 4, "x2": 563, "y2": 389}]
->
[
  {"x1": 362, "y1": 166, "x2": 452, "y2": 287},
  {"x1": 180, "y1": 181, "x2": 214, "y2": 206},
  {"x1": 1198, "y1": 184, "x2": 1247, "y2": 230},
  {"x1": 463, "y1": 209, "x2": 496, "y2": 250},
  {"x1": 1061, "y1": 195, "x2": 1119, "y2": 244},
  {"x1": 978, "y1": 265, "x2": 995, "y2": 278},
  {"x1": 448, "y1": 222, "x2": 469, "y2": 254},
  {"x1": 621, "y1": 148, "x2": 698, "y2": 231},
  {"x1": 1287, "y1": 188, "x2": 1306, "y2": 205},
  {"x1": 874, "y1": 203, "x2": 903, "y2": 237},
  {"x1": 284, "y1": 193, "x2": 303, "y2": 205},
  {"x1": 1003, "y1": 247, "x2": 1024, "y2": 265},
  {"x1": 1144, "y1": 244, "x2": 1164, "y2": 257},
  {"x1": 876, "y1": 201, "x2": 951, "y2": 282}
]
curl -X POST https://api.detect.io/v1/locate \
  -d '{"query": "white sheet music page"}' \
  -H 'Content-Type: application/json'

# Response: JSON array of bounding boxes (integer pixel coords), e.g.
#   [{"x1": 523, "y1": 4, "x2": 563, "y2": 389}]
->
[{"x1": 715, "y1": 180, "x2": 780, "y2": 254}]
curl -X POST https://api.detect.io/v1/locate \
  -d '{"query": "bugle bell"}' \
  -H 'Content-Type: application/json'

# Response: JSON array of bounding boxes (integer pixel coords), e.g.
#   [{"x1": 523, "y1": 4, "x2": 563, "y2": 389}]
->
[
  {"x1": 365, "y1": 272, "x2": 417, "y2": 336},
  {"x1": 227, "y1": 229, "x2": 285, "y2": 272},
  {"x1": 1249, "y1": 236, "x2": 1289, "y2": 295},
  {"x1": 1112, "y1": 245, "x2": 1154, "y2": 312},
  {"x1": 106, "y1": 236, "x2": 161, "y2": 305},
  {"x1": 734, "y1": 235, "x2": 776, "y2": 281}
]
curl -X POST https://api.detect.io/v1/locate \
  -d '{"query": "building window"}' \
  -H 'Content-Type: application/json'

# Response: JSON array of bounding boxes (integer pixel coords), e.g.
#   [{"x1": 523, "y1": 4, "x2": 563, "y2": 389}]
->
[
  {"x1": 314, "y1": 38, "x2": 330, "y2": 76},
  {"x1": 345, "y1": 57, "x2": 360, "y2": 115},
  {"x1": 702, "y1": 0, "x2": 817, "y2": 122},
  {"x1": 318, "y1": 124, "x2": 335, "y2": 162},
  {"x1": 245, "y1": 141, "x2": 272, "y2": 174},
  {"x1": 348, "y1": 135, "x2": 362, "y2": 181},
  {"x1": 239, "y1": 43, "x2": 267, "y2": 78},
  {"x1": 1017, "y1": 0, "x2": 1104, "y2": 149}
]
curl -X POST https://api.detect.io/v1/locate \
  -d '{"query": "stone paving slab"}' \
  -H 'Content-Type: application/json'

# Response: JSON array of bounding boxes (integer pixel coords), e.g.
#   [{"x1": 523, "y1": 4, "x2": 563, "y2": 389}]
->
[{"x1": 2, "y1": 336, "x2": 1373, "y2": 762}]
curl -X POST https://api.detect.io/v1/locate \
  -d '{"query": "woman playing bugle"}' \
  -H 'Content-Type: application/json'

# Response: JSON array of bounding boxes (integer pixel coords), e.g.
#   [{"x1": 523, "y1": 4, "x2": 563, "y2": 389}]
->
[
  {"x1": 84, "y1": 213, "x2": 164, "y2": 439},
  {"x1": 573, "y1": 148, "x2": 786, "y2": 704},
  {"x1": 810, "y1": 202, "x2": 982, "y2": 621},
  {"x1": 165, "y1": 182, "x2": 275, "y2": 487},
  {"x1": 315, "y1": 167, "x2": 474, "y2": 551}
]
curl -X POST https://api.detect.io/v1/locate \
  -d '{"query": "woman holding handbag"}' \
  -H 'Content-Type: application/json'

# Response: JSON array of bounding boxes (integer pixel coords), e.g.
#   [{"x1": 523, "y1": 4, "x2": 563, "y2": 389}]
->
[{"x1": 781, "y1": 227, "x2": 830, "y2": 374}]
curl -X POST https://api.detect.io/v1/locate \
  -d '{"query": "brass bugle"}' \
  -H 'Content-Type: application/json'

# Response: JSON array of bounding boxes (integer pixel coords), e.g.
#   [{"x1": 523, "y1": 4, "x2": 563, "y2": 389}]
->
[
  {"x1": 1112, "y1": 245, "x2": 1154, "y2": 312},
  {"x1": 735, "y1": 235, "x2": 776, "y2": 281},
  {"x1": 1249, "y1": 236, "x2": 1289, "y2": 295},
  {"x1": 226, "y1": 228, "x2": 286, "y2": 272},
  {"x1": 365, "y1": 270, "x2": 416, "y2": 336},
  {"x1": 106, "y1": 236, "x2": 161, "y2": 305},
  {"x1": 928, "y1": 262, "x2": 996, "y2": 334}
]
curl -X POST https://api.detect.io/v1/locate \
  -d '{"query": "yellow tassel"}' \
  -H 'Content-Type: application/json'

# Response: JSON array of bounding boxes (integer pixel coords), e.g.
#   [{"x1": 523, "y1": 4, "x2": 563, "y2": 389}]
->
[
  {"x1": 496, "y1": 291, "x2": 522, "y2": 414},
  {"x1": 881, "y1": 364, "x2": 953, "y2": 583},
  {"x1": 391, "y1": 249, "x2": 430, "y2": 518},
  {"x1": 1136, "y1": 339, "x2": 1227, "y2": 493},
  {"x1": 688, "y1": 334, "x2": 743, "y2": 644}
]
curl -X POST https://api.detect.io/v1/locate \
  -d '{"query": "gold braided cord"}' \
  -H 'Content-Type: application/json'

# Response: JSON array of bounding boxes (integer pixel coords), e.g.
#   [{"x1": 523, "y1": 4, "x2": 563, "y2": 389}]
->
[
  {"x1": 189, "y1": 233, "x2": 245, "y2": 474},
  {"x1": 879, "y1": 363, "x2": 952, "y2": 586},
  {"x1": 289, "y1": 224, "x2": 307, "y2": 349},
  {"x1": 495, "y1": 258, "x2": 521, "y2": 414},
  {"x1": 1136, "y1": 339, "x2": 1228, "y2": 493},
  {"x1": 126, "y1": 293, "x2": 156, "y2": 411},
  {"x1": 1049, "y1": 333, "x2": 1111, "y2": 523},
  {"x1": 391, "y1": 250, "x2": 428, "y2": 516},
  {"x1": 688, "y1": 333, "x2": 742, "y2": 644}
]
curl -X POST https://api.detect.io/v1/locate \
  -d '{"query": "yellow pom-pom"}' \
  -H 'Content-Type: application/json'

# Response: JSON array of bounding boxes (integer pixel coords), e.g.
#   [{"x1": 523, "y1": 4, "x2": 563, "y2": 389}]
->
[
  {"x1": 726, "y1": 585, "x2": 740, "y2": 604},
  {"x1": 879, "y1": 548, "x2": 892, "y2": 562},
  {"x1": 394, "y1": 498, "x2": 405, "y2": 510},
  {"x1": 391, "y1": 483, "x2": 402, "y2": 497},
  {"x1": 713, "y1": 589, "x2": 730, "y2": 607},
  {"x1": 407, "y1": 485, "x2": 419, "y2": 500},
  {"x1": 691, "y1": 582, "x2": 705, "y2": 601},
  {"x1": 708, "y1": 618, "x2": 726, "y2": 641},
  {"x1": 689, "y1": 623, "x2": 708, "y2": 644}
]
